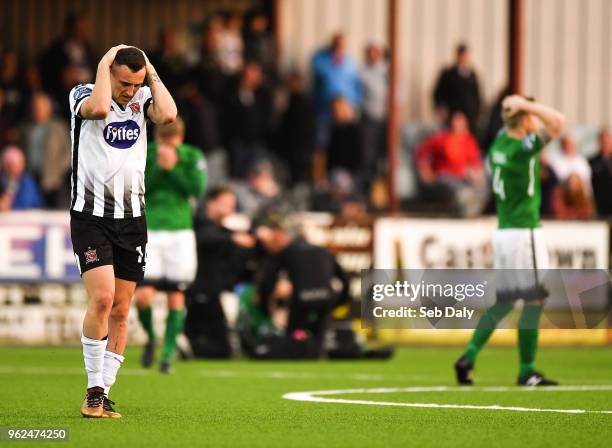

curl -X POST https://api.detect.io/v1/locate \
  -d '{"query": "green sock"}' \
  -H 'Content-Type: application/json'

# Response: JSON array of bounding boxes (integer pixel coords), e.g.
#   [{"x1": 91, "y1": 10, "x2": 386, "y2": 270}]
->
[
  {"x1": 518, "y1": 305, "x2": 543, "y2": 378},
  {"x1": 162, "y1": 309, "x2": 184, "y2": 362},
  {"x1": 464, "y1": 303, "x2": 514, "y2": 364},
  {"x1": 137, "y1": 306, "x2": 156, "y2": 341}
]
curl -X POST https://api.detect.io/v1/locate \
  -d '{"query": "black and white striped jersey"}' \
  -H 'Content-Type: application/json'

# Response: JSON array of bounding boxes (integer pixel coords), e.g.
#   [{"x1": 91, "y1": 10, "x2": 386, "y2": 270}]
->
[{"x1": 68, "y1": 83, "x2": 153, "y2": 219}]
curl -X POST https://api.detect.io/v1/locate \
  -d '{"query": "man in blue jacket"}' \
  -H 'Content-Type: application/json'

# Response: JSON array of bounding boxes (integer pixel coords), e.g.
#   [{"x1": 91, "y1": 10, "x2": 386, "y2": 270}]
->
[{"x1": 311, "y1": 33, "x2": 362, "y2": 180}]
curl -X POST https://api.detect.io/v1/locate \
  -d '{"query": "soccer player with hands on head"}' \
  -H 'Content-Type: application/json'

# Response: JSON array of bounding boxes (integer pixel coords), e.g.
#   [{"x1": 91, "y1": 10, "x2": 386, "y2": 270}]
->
[
  {"x1": 68, "y1": 44, "x2": 176, "y2": 418},
  {"x1": 455, "y1": 94, "x2": 565, "y2": 387}
]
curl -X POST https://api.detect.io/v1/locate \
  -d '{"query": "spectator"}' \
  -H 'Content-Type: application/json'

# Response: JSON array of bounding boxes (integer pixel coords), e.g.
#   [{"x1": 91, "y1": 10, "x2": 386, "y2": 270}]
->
[
  {"x1": 416, "y1": 111, "x2": 487, "y2": 217},
  {"x1": 38, "y1": 12, "x2": 96, "y2": 119},
  {"x1": 275, "y1": 72, "x2": 314, "y2": 185},
  {"x1": 243, "y1": 10, "x2": 276, "y2": 83},
  {"x1": 1, "y1": 55, "x2": 45, "y2": 148},
  {"x1": 222, "y1": 62, "x2": 273, "y2": 178},
  {"x1": 148, "y1": 28, "x2": 188, "y2": 95},
  {"x1": 234, "y1": 160, "x2": 282, "y2": 219},
  {"x1": 0, "y1": 88, "x2": 12, "y2": 148},
  {"x1": 539, "y1": 152, "x2": 559, "y2": 216},
  {"x1": 1, "y1": 51, "x2": 28, "y2": 139},
  {"x1": 551, "y1": 173, "x2": 595, "y2": 219},
  {"x1": 339, "y1": 193, "x2": 368, "y2": 221},
  {"x1": 0, "y1": 145, "x2": 43, "y2": 211},
  {"x1": 369, "y1": 177, "x2": 390, "y2": 213},
  {"x1": 589, "y1": 128, "x2": 612, "y2": 216},
  {"x1": 360, "y1": 40, "x2": 388, "y2": 181},
  {"x1": 327, "y1": 96, "x2": 364, "y2": 178},
  {"x1": 218, "y1": 12, "x2": 244, "y2": 76},
  {"x1": 175, "y1": 81, "x2": 221, "y2": 156},
  {"x1": 433, "y1": 43, "x2": 481, "y2": 133},
  {"x1": 192, "y1": 16, "x2": 227, "y2": 106},
  {"x1": 311, "y1": 33, "x2": 362, "y2": 179},
  {"x1": 312, "y1": 33, "x2": 362, "y2": 118},
  {"x1": 549, "y1": 133, "x2": 592, "y2": 185},
  {"x1": 311, "y1": 168, "x2": 356, "y2": 214},
  {"x1": 24, "y1": 64, "x2": 42, "y2": 95},
  {"x1": 481, "y1": 87, "x2": 511, "y2": 154},
  {"x1": 20, "y1": 93, "x2": 71, "y2": 208}
]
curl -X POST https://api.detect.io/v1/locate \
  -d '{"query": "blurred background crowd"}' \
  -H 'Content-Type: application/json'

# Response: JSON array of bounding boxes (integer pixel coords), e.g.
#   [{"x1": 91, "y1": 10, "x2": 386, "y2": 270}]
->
[{"x1": 1, "y1": 7, "x2": 611, "y2": 222}]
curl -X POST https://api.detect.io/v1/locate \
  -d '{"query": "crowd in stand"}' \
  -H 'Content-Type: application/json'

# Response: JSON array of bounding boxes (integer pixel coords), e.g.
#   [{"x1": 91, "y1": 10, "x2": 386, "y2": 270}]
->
[{"x1": 1, "y1": 11, "x2": 611, "y2": 220}]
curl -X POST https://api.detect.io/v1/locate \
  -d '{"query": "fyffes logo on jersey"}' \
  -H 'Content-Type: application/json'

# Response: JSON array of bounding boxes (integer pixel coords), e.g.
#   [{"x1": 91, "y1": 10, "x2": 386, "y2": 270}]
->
[{"x1": 103, "y1": 120, "x2": 141, "y2": 149}]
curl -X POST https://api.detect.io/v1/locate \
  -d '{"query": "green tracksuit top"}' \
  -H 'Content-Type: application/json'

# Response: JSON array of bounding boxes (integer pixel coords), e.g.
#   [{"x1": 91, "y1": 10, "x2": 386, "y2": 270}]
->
[{"x1": 144, "y1": 143, "x2": 207, "y2": 231}]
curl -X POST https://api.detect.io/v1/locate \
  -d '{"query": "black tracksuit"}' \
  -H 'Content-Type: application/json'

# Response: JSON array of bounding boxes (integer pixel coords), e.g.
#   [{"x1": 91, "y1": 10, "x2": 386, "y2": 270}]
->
[
  {"x1": 185, "y1": 217, "x2": 251, "y2": 358},
  {"x1": 254, "y1": 237, "x2": 350, "y2": 359}
]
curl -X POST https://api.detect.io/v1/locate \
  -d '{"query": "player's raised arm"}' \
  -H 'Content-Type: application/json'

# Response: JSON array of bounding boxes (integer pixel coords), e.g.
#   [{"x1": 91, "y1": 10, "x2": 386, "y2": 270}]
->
[
  {"x1": 79, "y1": 45, "x2": 130, "y2": 119},
  {"x1": 142, "y1": 52, "x2": 177, "y2": 124},
  {"x1": 503, "y1": 95, "x2": 566, "y2": 141}
]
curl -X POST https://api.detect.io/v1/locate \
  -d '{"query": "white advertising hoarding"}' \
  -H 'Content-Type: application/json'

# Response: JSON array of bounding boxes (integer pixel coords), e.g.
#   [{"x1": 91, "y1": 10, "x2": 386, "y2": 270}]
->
[{"x1": 374, "y1": 218, "x2": 609, "y2": 269}]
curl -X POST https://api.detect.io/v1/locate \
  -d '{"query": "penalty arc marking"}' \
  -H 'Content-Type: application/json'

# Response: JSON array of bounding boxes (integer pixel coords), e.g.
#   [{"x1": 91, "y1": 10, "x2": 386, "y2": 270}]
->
[{"x1": 282, "y1": 386, "x2": 612, "y2": 415}]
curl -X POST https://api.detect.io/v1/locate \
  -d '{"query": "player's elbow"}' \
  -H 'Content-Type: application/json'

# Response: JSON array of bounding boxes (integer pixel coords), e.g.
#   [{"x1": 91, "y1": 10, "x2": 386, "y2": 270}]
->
[
  {"x1": 163, "y1": 103, "x2": 178, "y2": 123},
  {"x1": 556, "y1": 114, "x2": 567, "y2": 132},
  {"x1": 548, "y1": 115, "x2": 566, "y2": 140},
  {"x1": 92, "y1": 110, "x2": 109, "y2": 119},
  {"x1": 80, "y1": 102, "x2": 109, "y2": 119},
  {"x1": 161, "y1": 113, "x2": 177, "y2": 125},
  {"x1": 157, "y1": 109, "x2": 177, "y2": 125},
  {"x1": 88, "y1": 105, "x2": 109, "y2": 119}
]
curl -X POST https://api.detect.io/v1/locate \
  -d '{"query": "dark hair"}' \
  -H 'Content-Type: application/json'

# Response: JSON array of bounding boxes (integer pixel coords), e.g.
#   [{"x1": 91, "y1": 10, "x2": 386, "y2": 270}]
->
[
  {"x1": 206, "y1": 185, "x2": 234, "y2": 201},
  {"x1": 64, "y1": 11, "x2": 86, "y2": 35},
  {"x1": 113, "y1": 47, "x2": 146, "y2": 72},
  {"x1": 258, "y1": 213, "x2": 287, "y2": 231},
  {"x1": 456, "y1": 43, "x2": 468, "y2": 55}
]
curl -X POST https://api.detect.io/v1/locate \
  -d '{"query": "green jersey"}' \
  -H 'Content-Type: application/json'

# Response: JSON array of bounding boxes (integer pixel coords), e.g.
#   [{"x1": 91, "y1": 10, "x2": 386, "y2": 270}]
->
[
  {"x1": 489, "y1": 130, "x2": 544, "y2": 229},
  {"x1": 144, "y1": 143, "x2": 207, "y2": 231}
]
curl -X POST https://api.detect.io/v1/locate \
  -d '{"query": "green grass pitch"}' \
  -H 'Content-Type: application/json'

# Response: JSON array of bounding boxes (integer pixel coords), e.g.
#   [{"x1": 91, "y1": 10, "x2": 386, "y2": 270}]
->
[{"x1": 0, "y1": 346, "x2": 611, "y2": 447}]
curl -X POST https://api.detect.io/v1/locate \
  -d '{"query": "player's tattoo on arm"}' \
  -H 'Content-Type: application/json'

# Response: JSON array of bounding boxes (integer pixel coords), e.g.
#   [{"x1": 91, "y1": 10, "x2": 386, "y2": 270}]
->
[{"x1": 149, "y1": 72, "x2": 161, "y2": 83}]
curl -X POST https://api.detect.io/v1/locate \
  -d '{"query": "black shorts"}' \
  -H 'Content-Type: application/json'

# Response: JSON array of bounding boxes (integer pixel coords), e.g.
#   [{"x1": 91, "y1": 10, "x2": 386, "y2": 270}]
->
[{"x1": 70, "y1": 210, "x2": 148, "y2": 282}]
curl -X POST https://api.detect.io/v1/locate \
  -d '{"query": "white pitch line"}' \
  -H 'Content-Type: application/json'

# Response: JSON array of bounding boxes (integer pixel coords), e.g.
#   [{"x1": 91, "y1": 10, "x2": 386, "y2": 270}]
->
[
  {"x1": 302, "y1": 385, "x2": 612, "y2": 394},
  {"x1": 282, "y1": 386, "x2": 612, "y2": 415}
]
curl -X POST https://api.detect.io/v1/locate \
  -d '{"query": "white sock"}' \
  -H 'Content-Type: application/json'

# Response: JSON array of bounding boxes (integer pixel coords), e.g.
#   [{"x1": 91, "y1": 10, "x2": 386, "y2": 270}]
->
[
  {"x1": 103, "y1": 351, "x2": 125, "y2": 396},
  {"x1": 82, "y1": 335, "x2": 107, "y2": 389}
]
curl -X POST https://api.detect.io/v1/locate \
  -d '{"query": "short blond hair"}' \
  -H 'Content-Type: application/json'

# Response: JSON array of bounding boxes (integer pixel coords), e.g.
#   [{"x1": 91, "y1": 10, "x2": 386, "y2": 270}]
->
[
  {"x1": 502, "y1": 96, "x2": 535, "y2": 130},
  {"x1": 154, "y1": 116, "x2": 185, "y2": 141}
]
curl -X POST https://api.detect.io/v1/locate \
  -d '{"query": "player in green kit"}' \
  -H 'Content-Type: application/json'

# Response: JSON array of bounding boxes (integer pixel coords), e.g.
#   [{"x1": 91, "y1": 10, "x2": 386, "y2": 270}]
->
[
  {"x1": 135, "y1": 116, "x2": 207, "y2": 373},
  {"x1": 455, "y1": 95, "x2": 565, "y2": 386}
]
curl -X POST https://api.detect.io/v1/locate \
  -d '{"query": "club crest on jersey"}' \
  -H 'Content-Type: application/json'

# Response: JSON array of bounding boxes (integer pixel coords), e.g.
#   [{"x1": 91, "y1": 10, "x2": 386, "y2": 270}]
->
[
  {"x1": 73, "y1": 85, "x2": 92, "y2": 101},
  {"x1": 103, "y1": 120, "x2": 141, "y2": 149},
  {"x1": 522, "y1": 134, "x2": 537, "y2": 151},
  {"x1": 84, "y1": 248, "x2": 99, "y2": 264},
  {"x1": 129, "y1": 102, "x2": 141, "y2": 114}
]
